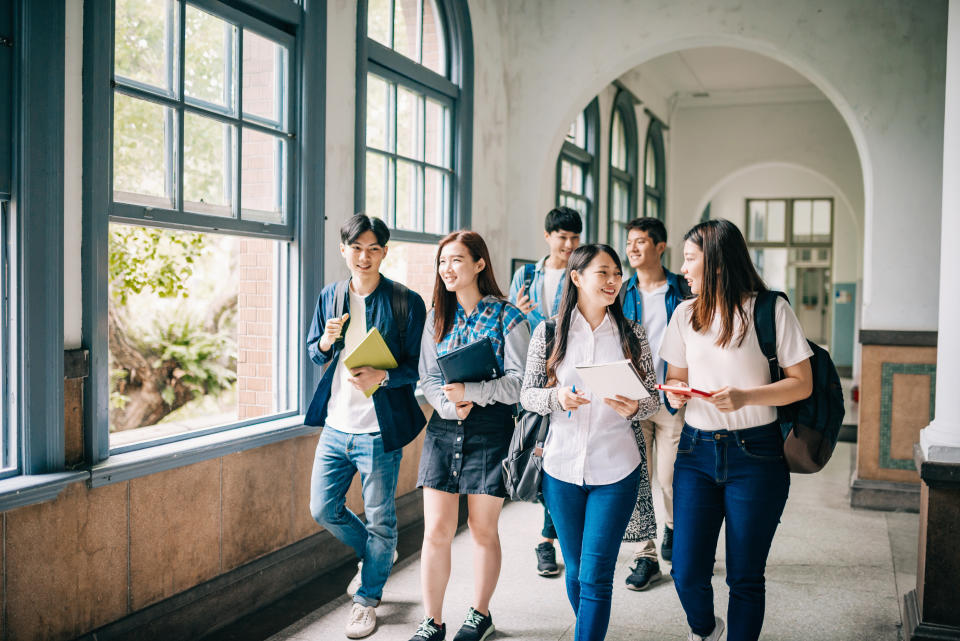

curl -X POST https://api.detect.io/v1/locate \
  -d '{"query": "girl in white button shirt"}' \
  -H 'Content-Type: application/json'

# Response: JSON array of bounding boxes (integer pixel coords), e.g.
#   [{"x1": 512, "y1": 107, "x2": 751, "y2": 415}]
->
[{"x1": 520, "y1": 244, "x2": 660, "y2": 641}]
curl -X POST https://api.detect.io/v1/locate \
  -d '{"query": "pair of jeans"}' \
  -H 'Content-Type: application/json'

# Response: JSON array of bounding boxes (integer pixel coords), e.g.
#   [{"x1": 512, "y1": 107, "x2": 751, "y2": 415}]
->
[
  {"x1": 671, "y1": 423, "x2": 789, "y2": 641},
  {"x1": 309, "y1": 427, "x2": 403, "y2": 606},
  {"x1": 542, "y1": 466, "x2": 641, "y2": 641}
]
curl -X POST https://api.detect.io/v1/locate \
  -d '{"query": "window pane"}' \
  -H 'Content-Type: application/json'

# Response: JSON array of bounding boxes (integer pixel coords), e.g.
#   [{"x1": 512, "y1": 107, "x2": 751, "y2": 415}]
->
[
  {"x1": 611, "y1": 111, "x2": 626, "y2": 171},
  {"x1": 812, "y1": 199, "x2": 832, "y2": 241},
  {"x1": 612, "y1": 179, "x2": 629, "y2": 223},
  {"x1": 184, "y1": 5, "x2": 237, "y2": 111},
  {"x1": 393, "y1": 0, "x2": 419, "y2": 62},
  {"x1": 108, "y1": 224, "x2": 291, "y2": 447},
  {"x1": 645, "y1": 195, "x2": 659, "y2": 220},
  {"x1": 425, "y1": 168, "x2": 449, "y2": 234},
  {"x1": 750, "y1": 247, "x2": 789, "y2": 291},
  {"x1": 113, "y1": 93, "x2": 175, "y2": 208},
  {"x1": 560, "y1": 160, "x2": 583, "y2": 195},
  {"x1": 114, "y1": 0, "x2": 177, "y2": 94},
  {"x1": 645, "y1": 141, "x2": 657, "y2": 187},
  {"x1": 367, "y1": 0, "x2": 392, "y2": 47},
  {"x1": 396, "y1": 86, "x2": 423, "y2": 160},
  {"x1": 748, "y1": 200, "x2": 766, "y2": 242},
  {"x1": 365, "y1": 152, "x2": 391, "y2": 223},
  {"x1": 380, "y1": 240, "x2": 438, "y2": 305},
  {"x1": 184, "y1": 113, "x2": 235, "y2": 216},
  {"x1": 565, "y1": 112, "x2": 586, "y2": 148},
  {"x1": 241, "y1": 128, "x2": 285, "y2": 224},
  {"x1": 366, "y1": 74, "x2": 390, "y2": 151},
  {"x1": 395, "y1": 160, "x2": 420, "y2": 230},
  {"x1": 793, "y1": 199, "x2": 812, "y2": 242},
  {"x1": 425, "y1": 98, "x2": 450, "y2": 168},
  {"x1": 242, "y1": 29, "x2": 287, "y2": 126},
  {"x1": 767, "y1": 200, "x2": 786, "y2": 242},
  {"x1": 421, "y1": 0, "x2": 447, "y2": 75},
  {"x1": 0, "y1": 203, "x2": 10, "y2": 472}
]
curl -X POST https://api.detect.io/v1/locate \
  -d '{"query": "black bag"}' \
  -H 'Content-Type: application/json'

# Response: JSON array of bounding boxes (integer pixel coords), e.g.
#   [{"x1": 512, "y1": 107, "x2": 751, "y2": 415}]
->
[
  {"x1": 753, "y1": 290, "x2": 846, "y2": 473},
  {"x1": 501, "y1": 320, "x2": 556, "y2": 501}
]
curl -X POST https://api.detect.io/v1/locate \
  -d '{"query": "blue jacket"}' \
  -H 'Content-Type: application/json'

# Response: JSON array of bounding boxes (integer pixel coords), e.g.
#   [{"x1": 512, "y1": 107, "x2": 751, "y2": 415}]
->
[
  {"x1": 621, "y1": 269, "x2": 692, "y2": 414},
  {"x1": 508, "y1": 256, "x2": 566, "y2": 329},
  {"x1": 305, "y1": 276, "x2": 427, "y2": 452}
]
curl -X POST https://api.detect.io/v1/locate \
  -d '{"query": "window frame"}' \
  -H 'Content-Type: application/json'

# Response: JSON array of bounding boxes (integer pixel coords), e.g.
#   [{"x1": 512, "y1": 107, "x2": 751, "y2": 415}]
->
[
  {"x1": 355, "y1": 0, "x2": 474, "y2": 244},
  {"x1": 606, "y1": 89, "x2": 638, "y2": 248},
  {"x1": 643, "y1": 116, "x2": 666, "y2": 221},
  {"x1": 745, "y1": 197, "x2": 836, "y2": 249},
  {"x1": 83, "y1": 0, "x2": 325, "y2": 467},
  {"x1": 555, "y1": 97, "x2": 600, "y2": 241}
]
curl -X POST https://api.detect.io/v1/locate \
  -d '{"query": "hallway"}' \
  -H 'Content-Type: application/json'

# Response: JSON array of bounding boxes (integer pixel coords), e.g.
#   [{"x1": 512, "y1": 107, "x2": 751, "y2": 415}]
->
[{"x1": 252, "y1": 442, "x2": 916, "y2": 641}]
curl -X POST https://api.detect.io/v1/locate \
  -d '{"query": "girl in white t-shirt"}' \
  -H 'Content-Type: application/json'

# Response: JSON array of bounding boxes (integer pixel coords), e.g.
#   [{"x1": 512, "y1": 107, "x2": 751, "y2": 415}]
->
[{"x1": 659, "y1": 219, "x2": 813, "y2": 641}]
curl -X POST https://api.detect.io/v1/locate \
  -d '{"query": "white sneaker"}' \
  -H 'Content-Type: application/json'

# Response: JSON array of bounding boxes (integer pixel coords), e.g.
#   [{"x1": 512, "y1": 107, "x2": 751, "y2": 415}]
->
[
  {"x1": 689, "y1": 615, "x2": 725, "y2": 641},
  {"x1": 345, "y1": 602, "x2": 376, "y2": 639},
  {"x1": 348, "y1": 549, "x2": 400, "y2": 596}
]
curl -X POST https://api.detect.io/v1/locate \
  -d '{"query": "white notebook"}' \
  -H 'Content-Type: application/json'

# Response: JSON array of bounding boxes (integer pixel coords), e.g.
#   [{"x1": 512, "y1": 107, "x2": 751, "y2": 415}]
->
[{"x1": 574, "y1": 359, "x2": 651, "y2": 401}]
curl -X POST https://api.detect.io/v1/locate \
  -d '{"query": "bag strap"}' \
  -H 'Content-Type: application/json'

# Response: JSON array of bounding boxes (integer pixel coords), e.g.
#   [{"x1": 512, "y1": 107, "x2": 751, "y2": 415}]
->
[
  {"x1": 752, "y1": 290, "x2": 784, "y2": 384},
  {"x1": 534, "y1": 320, "x2": 558, "y2": 446},
  {"x1": 332, "y1": 279, "x2": 350, "y2": 350},
  {"x1": 391, "y1": 280, "x2": 409, "y2": 348}
]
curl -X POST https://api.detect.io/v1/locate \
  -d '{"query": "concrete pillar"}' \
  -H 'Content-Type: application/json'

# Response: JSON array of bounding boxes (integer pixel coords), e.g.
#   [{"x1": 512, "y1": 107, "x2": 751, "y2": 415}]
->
[{"x1": 905, "y1": 3, "x2": 960, "y2": 639}]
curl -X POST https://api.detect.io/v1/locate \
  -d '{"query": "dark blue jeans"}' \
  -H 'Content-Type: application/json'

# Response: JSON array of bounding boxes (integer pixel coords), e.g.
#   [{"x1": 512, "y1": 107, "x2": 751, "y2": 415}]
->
[
  {"x1": 542, "y1": 466, "x2": 641, "y2": 641},
  {"x1": 671, "y1": 423, "x2": 789, "y2": 641}
]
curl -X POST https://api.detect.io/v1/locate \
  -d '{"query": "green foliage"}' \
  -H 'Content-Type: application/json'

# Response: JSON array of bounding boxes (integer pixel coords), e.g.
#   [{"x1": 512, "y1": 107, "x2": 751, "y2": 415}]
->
[
  {"x1": 149, "y1": 316, "x2": 238, "y2": 403},
  {"x1": 109, "y1": 226, "x2": 206, "y2": 305}
]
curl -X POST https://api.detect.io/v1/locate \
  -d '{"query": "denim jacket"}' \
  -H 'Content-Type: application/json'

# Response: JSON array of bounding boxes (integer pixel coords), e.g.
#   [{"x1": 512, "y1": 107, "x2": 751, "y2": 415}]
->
[
  {"x1": 621, "y1": 268, "x2": 692, "y2": 414},
  {"x1": 305, "y1": 276, "x2": 427, "y2": 452},
  {"x1": 508, "y1": 256, "x2": 566, "y2": 329}
]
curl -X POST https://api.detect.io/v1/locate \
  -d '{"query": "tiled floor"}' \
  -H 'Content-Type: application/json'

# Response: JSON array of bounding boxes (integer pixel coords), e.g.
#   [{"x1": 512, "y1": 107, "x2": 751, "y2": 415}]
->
[{"x1": 233, "y1": 440, "x2": 917, "y2": 641}]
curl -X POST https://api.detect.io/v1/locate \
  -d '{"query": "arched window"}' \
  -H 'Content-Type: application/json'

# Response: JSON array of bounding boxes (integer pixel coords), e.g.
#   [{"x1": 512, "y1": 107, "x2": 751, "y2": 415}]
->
[
  {"x1": 608, "y1": 90, "x2": 638, "y2": 250},
  {"x1": 556, "y1": 98, "x2": 600, "y2": 241},
  {"x1": 643, "y1": 118, "x2": 665, "y2": 220},
  {"x1": 357, "y1": 0, "x2": 472, "y2": 301}
]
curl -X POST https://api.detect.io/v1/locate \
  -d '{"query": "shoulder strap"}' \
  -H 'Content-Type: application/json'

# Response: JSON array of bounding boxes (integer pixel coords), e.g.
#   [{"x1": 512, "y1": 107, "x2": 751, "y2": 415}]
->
[
  {"x1": 753, "y1": 290, "x2": 787, "y2": 383},
  {"x1": 619, "y1": 281, "x2": 627, "y2": 306},
  {"x1": 391, "y1": 280, "x2": 410, "y2": 348},
  {"x1": 543, "y1": 319, "x2": 557, "y2": 351},
  {"x1": 334, "y1": 279, "x2": 349, "y2": 320}
]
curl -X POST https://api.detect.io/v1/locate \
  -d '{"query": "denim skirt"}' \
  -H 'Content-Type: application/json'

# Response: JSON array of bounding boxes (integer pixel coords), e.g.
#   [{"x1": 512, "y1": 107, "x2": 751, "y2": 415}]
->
[{"x1": 417, "y1": 402, "x2": 514, "y2": 497}]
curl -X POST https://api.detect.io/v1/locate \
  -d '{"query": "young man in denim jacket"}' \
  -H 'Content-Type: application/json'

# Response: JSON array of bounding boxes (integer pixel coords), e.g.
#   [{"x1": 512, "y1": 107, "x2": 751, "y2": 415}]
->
[
  {"x1": 619, "y1": 217, "x2": 692, "y2": 591},
  {"x1": 507, "y1": 207, "x2": 581, "y2": 578},
  {"x1": 305, "y1": 214, "x2": 427, "y2": 639}
]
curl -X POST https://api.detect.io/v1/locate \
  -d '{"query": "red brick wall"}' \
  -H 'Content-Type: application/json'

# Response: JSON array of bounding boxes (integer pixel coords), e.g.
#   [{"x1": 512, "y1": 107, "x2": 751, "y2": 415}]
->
[{"x1": 237, "y1": 239, "x2": 276, "y2": 420}]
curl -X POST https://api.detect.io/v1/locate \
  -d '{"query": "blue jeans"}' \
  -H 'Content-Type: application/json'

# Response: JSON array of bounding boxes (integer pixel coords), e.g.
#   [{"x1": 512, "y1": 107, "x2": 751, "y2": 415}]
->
[
  {"x1": 671, "y1": 423, "x2": 789, "y2": 641},
  {"x1": 309, "y1": 427, "x2": 403, "y2": 607},
  {"x1": 542, "y1": 466, "x2": 641, "y2": 641}
]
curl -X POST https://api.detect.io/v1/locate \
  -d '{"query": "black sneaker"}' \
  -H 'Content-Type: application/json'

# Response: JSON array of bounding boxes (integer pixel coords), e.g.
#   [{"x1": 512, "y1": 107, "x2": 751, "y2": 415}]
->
[
  {"x1": 535, "y1": 541, "x2": 560, "y2": 576},
  {"x1": 453, "y1": 607, "x2": 494, "y2": 641},
  {"x1": 625, "y1": 557, "x2": 662, "y2": 591},
  {"x1": 661, "y1": 526, "x2": 674, "y2": 563},
  {"x1": 409, "y1": 617, "x2": 445, "y2": 641}
]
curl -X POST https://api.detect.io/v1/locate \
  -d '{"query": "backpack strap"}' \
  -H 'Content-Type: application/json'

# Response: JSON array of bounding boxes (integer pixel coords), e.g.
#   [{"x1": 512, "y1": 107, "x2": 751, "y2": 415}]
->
[
  {"x1": 333, "y1": 279, "x2": 350, "y2": 350},
  {"x1": 535, "y1": 320, "x2": 558, "y2": 445},
  {"x1": 753, "y1": 290, "x2": 788, "y2": 384},
  {"x1": 390, "y1": 280, "x2": 410, "y2": 349}
]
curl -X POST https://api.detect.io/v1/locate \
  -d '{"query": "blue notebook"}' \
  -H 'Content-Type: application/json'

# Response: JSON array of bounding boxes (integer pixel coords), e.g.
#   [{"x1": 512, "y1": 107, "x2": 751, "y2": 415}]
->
[{"x1": 436, "y1": 337, "x2": 503, "y2": 383}]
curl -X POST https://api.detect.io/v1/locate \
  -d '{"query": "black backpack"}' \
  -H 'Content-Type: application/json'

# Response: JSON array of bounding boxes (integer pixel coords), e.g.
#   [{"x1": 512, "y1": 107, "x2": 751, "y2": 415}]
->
[
  {"x1": 753, "y1": 290, "x2": 845, "y2": 473},
  {"x1": 333, "y1": 278, "x2": 409, "y2": 350}
]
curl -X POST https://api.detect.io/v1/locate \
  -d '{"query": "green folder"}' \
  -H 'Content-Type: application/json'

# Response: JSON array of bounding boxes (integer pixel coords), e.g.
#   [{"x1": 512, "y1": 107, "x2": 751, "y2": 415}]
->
[{"x1": 341, "y1": 327, "x2": 398, "y2": 398}]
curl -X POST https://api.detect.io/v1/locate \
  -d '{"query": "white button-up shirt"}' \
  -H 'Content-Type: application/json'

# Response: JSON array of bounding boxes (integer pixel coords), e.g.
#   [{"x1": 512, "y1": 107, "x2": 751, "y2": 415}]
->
[{"x1": 542, "y1": 309, "x2": 642, "y2": 486}]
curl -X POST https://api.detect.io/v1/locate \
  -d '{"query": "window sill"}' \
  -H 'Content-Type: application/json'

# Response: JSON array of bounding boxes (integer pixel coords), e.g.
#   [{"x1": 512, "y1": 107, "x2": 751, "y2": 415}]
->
[
  {"x1": 0, "y1": 471, "x2": 90, "y2": 512},
  {"x1": 89, "y1": 416, "x2": 320, "y2": 488}
]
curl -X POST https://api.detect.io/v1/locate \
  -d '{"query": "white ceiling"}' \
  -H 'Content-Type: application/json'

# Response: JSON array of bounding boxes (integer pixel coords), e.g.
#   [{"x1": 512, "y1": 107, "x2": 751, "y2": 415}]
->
[{"x1": 640, "y1": 47, "x2": 814, "y2": 94}]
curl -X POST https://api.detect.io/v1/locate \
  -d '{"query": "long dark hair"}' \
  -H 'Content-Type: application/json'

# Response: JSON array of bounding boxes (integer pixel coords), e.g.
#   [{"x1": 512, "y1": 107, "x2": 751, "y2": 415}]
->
[
  {"x1": 432, "y1": 230, "x2": 504, "y2": 341},
  {"x1": 684, "y1": 219, "x2": 768, "y2": 348},
  {"x1": 546, "y1": 244, "x2": 644, "y2": 386}
]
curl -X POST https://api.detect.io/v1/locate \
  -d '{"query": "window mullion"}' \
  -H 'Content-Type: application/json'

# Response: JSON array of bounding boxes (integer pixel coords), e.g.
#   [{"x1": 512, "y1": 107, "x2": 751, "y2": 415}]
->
[
  {"x1": 176, "y1": 0, "x2": 186, "y2": 213},
  {"x1": 236, "y1": 28, "x2": 244, "y2": 220}
]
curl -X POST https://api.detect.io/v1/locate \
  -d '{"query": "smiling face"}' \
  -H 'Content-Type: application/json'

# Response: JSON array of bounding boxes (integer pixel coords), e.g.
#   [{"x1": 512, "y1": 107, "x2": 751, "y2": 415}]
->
[
  {"x1": 625, "y1": 228, "x2": 666, "y2": 270},
  {"x1": 544, "y1": 229, "x2": 581, "y2": 266},
  {"x1": 681, "y1": 239, "x2": 705, "y2": 294},
  {"x1": 340, "y1": 230, "x2": 387, "y2": 277},
  {"x1": 570, "y1": 251, "x2": 623, "y2": 309},
  {"x1": 437, "y1": 241, "x2": 485, "y2": 293}
]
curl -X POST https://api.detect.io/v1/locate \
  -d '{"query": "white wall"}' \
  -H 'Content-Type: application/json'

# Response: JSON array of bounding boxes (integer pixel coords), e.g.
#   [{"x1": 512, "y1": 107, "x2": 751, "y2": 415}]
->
[{"x1": 497, "y1": 0, "x2": 946, "y2": 332}]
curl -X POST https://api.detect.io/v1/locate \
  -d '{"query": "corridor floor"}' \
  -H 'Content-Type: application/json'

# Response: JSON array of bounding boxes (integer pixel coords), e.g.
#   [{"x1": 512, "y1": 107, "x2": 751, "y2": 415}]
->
[{"x1": 247, "y1": 442, "x2": 917, "y2": 641}]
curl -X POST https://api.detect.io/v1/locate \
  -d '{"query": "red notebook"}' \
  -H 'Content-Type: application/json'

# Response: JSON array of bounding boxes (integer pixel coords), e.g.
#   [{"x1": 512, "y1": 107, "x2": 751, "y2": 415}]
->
[{"x1": 656, "y1": 384, "x2": 714, "y2": 398}]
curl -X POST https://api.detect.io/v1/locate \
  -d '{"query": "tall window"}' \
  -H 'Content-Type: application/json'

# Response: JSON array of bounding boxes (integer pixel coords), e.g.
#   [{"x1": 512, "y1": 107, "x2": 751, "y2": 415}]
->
[
  {"x1": 608, "y1": 91, "x2": 638, "y2": 250},
  {"x1": 0, "y1": 2, "x2": 12, "y2": 477},
  {"x1": 99, "y1": 0, "x2": 299, "y2": 452},
  {"x1": 643, "y1": 119, "x2": 665, "y2": 220},
  {"x1": 358, "y1": 0, "x2": 473, "y2": 303},
  {"x1": 557, "y1": 98, "x2": 599, "y2": 241}
]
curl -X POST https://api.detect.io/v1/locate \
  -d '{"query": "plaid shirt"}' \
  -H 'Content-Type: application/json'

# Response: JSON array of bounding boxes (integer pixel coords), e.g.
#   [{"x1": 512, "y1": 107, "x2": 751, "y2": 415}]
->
[{"x1": 437, "y1": 296, "x2": 527, "y2": 373}]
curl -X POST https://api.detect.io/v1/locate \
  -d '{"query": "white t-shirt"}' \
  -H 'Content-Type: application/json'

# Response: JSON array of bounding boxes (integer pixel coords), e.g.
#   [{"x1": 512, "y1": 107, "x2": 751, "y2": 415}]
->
[
  {"x1": 659, "y1": 295, "x2": 813, "y2": 430},
  {"x1": 543, "y1": 267, "x2": 564, "y2": 317},
  {"x1": 640, "y1": 283, "x2": 669, "y2": 384},
  {"x1": 325, "y1": 287, "x2": 380, "y2": 434}
]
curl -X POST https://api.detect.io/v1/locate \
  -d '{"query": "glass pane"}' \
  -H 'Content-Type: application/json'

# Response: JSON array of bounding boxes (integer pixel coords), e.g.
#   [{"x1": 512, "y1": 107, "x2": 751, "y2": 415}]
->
[
  {"x1": 184, "y1": 5, "x2": 237, "y2": 111},
  {"x1": 750, "y1": 247, "x2": 789, "y2": 291},
  {"x1": 812, "y1": 199, "x2": 832, "y2": 241},
  {"x1": 612, "y1": 179, "x2": 629, "y2": 224},
  {"x1": 241, "y1": 128, "x2": 285, "y2": 224},
  {"x1": 114, "y1": 0, "x2": 177, "y2": 94},
  {"x1": 645, "y1": 141, "x2": 657, "y2": 187},
  {"x1": 611, "y1": 111, "x2": 626, "y2": 171},
  {"x1": 380, "y1": 240, "x2": 438, "y2": 304},
  {"x1": 560, "y1": 160, "x2": 583, "y2": 195},
  {"x1": 113, "y1": 93, "x2": 175, "y2": 208},
  {"x1": 365, "y1": 152, "x2": 391, "y2": 222},
  {"x1": 395, "y1": 160, "x2": 420, "y2": 231},
  {"x1": 184, "y1": 112, "x2": 235, "y2": 217},
  {"x1": 421, "y1": 0, "x2": 447, "y2": 75},
  {"x1": 393, "y1": 0, "x2": 420, "y2": 62},
  {"x1": 396, "y1": 86, "x2": 423, "y2": 160},
  {"x1": 366, "y1": 74, "x2": 390, "y2": 151},
  {"x1": 424, "y1": 168, "x2": 448, "y2": 234},
  {"x1": 367, "y1": 0, "x2": 392, "y2": 47},
  {"x1": 767, "y1": 200, "x2": 786, "y2": 242},
  {"x1": 645, "y1": 195, "x2": 659, "y2": 220},
  {"x1": 425, "y1": 98, "x2": 449, "y2": 167},
  {"x1": 108, "y1": 224, "x2": 291, "y2": 447},
  {"x1": 748, "y1": 200, "x2": 766, "y2": 242},
  {"x1": 242, "y1": 30, "x2": 287, "y2": 126},
  {"x1": 793, "y1": 199, "x2": 812, "y2": 242}
]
